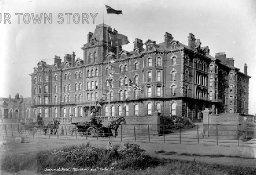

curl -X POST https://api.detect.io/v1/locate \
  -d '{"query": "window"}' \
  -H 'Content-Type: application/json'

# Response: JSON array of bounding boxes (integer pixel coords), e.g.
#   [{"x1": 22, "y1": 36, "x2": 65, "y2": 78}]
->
[
  {"x1": 74, "y1": 107, "x2": 78, "y2": 117},
  {"x1": 110, "y1": 91, "x2": 113, "y2": 101},
  {"x1": 68, "y1": 84, "x2": 71, "y2": 92},
  {"x1": 119, "y1": 90, "x2": 123, "y2": 100},
  {"x1": 95, "y1": 92, "x2": 98, "y2": 100},
  {"x1": 124, "y1": 77, "x2": 129, "y2": 86},
  {"x1": 171, "y1": 70, "x2": 176, "y2": 81},
  {"x1": 156, "y1": 57, "x2": 162, "y2": 66},
  {"x1": 33, "y1": 88, "x2": 37, "y2": 94},
  {"x1": 54, "y1": 108, "x2": 58, "y2": 118},
  {"x1": 118, "y1": 106, "x2": 122, "y2": 116},
  {"x1": 124, "y1": 65, "x2": 128, "y2": 72},
  {"x1": 87, "y1": 93, "x2": 90, "y2": 101},
  {"x1": 38, "y1": 86, "x2": 42, "y2": 93},
  {"x1": 156, "y1": 87, "x2": 161, "y2": 97},
  {"x1": 120, "y1": 65, "x2": 123, "y2": 73},
  {"x1": 134, "y1": 104, "x2": 139, "y2": 116},
  {"x1": 54, "y1": 95, "x2": 57, "y2": 103},
  {"x1": 134, "y1": 90, "x2": 139, "y2": 99},
  {"x1": 45, "y1": 108, "x2": 49, "y2": 118},
  {"x1": 78, "y1": 94, "x2": 81, "y2": 102},
  {"x1": 156, "y1": 102, "x2": 161, "y2": 113},
  {"x1": 54, "y1": 75, "x2": 57, "y2": 81},
  {"x1": 91, "y1": 69, "x2": 94, "y2": 77},
  {"x1": 134, "y1": 75, "x2": 139, "y2": 85},
  {"x1": 125, "y1": 90, "x2": 129, "y2": 99},
  {"x1": 69, "y1": 108, "x2": 72, "y2": 117},
  {"x1": 111, "y1": 106, "x2": 115, "y2": 116},
  {"x1": 93, "y1": 52, "x2": 97, "y2": 62},
  {"x1": 63, "y1": 108, "x2": 67, "y2": 117},
  {"x1": 45, "y1": 97, "x2": 49, "y2": 104},
  {"x1": 95, "y1": 81, "x2": 98, "y2": 89},
  {"x1": 148, "y1": 57, "x2": 152, "y2": 67},
  {"x1": 91, "y1": 93, "x2": 95, "y2": 101},
  {"x1": 105, "y1": 106, "x2": 109, "y2": 116},
  {"x1": 124, "y1": 105, "x2": 129, "y2": 116},
  {"x1": 64, "y1": 74, "x2": 67, "y2": 80},
  {"x1": 147, "y1": 87, "x2": 152, "y2": 97},
  {"x1": 92, "y1": 81, "x2": 95, "y2": 89},
  {"x1": 79, "y1": 72, "x2": 82, "y2": 78},
  {"x1": 79, "y1": 83, "x2": 82, "y2": 91},
  {"x1": 148, "y1": 71, "x2": 152, "y2": 82},
  {"x1": 156, "y1": 71, "x2": 161, "y2": 81},
  {"x1": 87, "y1": 70, "x2": 90, "y2": 77},
  {"x1": 120, "y1": 78, "x2": 124, "y2": 86},
  {"x1": 75, "y1": 72, "x2": 78, "y2": 79},
  {"x1": 171, "y1": 85, "x2": 176, "y2": 96},
  {"x1": 171, "y1": 55, "x2": 177, "y2": 65},
  {"x1": 171, "y1": 102, "x2": 177, "y2": 115},
  {"x1": 147, "y1": 103, "x2": 152, "y2": 115},
  {"x1": 134, "y1": 62, "x2": 139, "y2": 70},
  {"x1": 34, "y1": 77, "x2": 37, "y2": 84},
  {"x1": 87, "y1": 82, "x2": 90, "y2": 90},
  {"x1": 95, "y1": 69, "x2": 99, "y2": 76}
]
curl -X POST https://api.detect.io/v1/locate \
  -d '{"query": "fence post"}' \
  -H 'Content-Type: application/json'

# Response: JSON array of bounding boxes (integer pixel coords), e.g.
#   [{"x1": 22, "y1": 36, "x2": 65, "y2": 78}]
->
[
  {"x1": 216, "y1": 124, "x2": 218, "y2": 145},
  {"x1": 11, "y1": 124, "x2": 13, "y2": 136},
  {"x1": 237, "y1": 124, "x2": 239, "y2": 146},
  {"x1": 197, "y1": 125, "x2": 199, "y2": 144},
  {"x1": 134, "y1": 125, "x2": 136, "y2": 141},
  {"x1": 148, "y1": 125, "x2": 150, "y2": 142},
  {"x1": 121, "y1": 124, "x2": 123, "y2": 142},
  {"x1": 163, "y1": 125, "x2": 165, "y2": 143},
  {"x1": 179, "y1": 125, "x2": 181, "y2": 144},
  {"x1": 5, "y1": 125, "x2": 7, "y2": 136}
]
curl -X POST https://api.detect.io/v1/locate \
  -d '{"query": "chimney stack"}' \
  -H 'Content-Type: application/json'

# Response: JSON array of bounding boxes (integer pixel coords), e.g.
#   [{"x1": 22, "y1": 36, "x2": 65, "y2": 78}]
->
[
  {"x1": 87, "y1": 32, "x2": 93, "y2": 43},
  {"x1": 134, "y1": 38, "x2": 144, "y2": 52},
  {"x1": 244, "y1": 63, "x2": 248, "y2": 75},
  {"x1": 164, "y1": 32, "x2": 173, "y2": 47},
  {"x1": 215, "y1": 52, "x2": 226, "y2": 64},
  {"x1": 188, "y1": 33, "x2": 196, "y2": 49}
]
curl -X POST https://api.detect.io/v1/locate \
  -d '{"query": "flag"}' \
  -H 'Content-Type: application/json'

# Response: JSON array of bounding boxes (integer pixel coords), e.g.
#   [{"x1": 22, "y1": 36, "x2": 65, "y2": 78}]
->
[
  {"x1": 105, "y1": 5, "x2": 122, "y2": 15},
  {"x1": 109, "y1": 33, "x2": 129, "y2": 46}
]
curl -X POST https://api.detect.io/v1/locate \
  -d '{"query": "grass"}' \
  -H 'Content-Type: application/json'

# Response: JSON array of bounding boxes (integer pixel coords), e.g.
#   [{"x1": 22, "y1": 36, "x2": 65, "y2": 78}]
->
[{"x1": 1, "y1": 143, "x2": 256, "y2": 175}]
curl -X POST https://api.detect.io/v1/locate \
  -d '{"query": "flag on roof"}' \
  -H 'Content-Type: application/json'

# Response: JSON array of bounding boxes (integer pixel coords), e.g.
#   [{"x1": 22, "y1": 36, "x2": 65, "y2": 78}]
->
[{"x1": 105, "y1": 5, "x2": 122, "y2": 15}]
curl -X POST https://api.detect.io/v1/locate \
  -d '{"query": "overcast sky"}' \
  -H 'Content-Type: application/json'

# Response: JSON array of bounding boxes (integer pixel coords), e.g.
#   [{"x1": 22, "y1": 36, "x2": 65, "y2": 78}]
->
[{"x1": 0, "y1": 0, "x2": 256, "y2": 114}]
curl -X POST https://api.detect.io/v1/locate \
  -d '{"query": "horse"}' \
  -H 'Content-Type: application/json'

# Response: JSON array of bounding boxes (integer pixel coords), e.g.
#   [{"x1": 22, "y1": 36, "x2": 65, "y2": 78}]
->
[
  {"x1": 108, "y1": 117, "x2": 126, "y2": 137},
  {"x1": 43, "y1": 119, "x2": 60, "y2": 135}
]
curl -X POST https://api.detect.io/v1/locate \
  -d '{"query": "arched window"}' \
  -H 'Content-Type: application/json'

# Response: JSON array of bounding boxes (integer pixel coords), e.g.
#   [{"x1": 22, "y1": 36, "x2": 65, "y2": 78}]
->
[
  {"x1": 147, "y1": 71, "x2": 152, "y2": 82},
  {"x1": 171, "y1": 70, "x2": 176, "y2": 81},
  {"x1": 120, "y1": 78, "x2": 124, "y2": 87},
  {"x1": 171, "y1": 85, "x2": 176, "y2": 96},
  {"x1": 118, "y1": 106, "x2": 122, "y2": 116},
  {"x1": 95, "y1": 68, "x2": 99, "y2": 76},
  {"x1": 74, "y1": 107, "x2": 78, "y2": 117},
  {"x1": 148, "y1": 57, "x2": 152, "y2": 67},
  {"x1": 134, "y1": 62, "x2": 139, "y2": 70},
  {"x1": 156, "y1": 57, "x2": 162, "y2": 66},
  {"x1": 124, "y1": 64, "x2": 128, "y2": 72},
  {"x1": 147, "y1": 86, "x2": 152, "y2": 97},
  {"x1": 63, "y1": 108, "x2": 67, "y2": 117},
  {"x1": 91, "y1": 69, "x2": 94, "y2": 77},
  {"x1": 120, "y1": 65, "x2": 123, "y2": 73},
  {"x1": 124, "y1": 105, "x2": 129, "y2": 116},
  {"x1": 171, "y1": 55, "x2": 177, "y2": 65},
  {"x1": 124, "y1": 77, "x2": 129, "y2": 85},
  {"x1": 119, "y1": 90, "x2": 123, "y2": 100},
  {"x1": 45, "y1": 108, "x2": 49, "y2": 118},
  {"x1": 111, "y1": 106, "x2": 115, "y2": 116},
  {"x1": 170, "y1": 102, "x2": 177, "y2": 115},
  {"x1": 134, "y1": 75, "x2": 139, "y2": 85},
  {"x1": 87, "y1": 70, "x2": 90, "y2": 77},
  {"x1": 95, "y1": 92, "x2": 98, "y2": 100},
  {"x1": 79, "y1": 72, "x2": 82, "y2": 78},
  {"x1": 147, "y1": 103, "x2": 152, "y2": 115}
]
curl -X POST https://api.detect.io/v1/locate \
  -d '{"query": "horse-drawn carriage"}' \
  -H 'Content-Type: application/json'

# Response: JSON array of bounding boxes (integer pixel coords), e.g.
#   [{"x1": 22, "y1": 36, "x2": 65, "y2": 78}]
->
[{"x1": 71, "y1": 116, "x2": 126, "y2": 137}]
